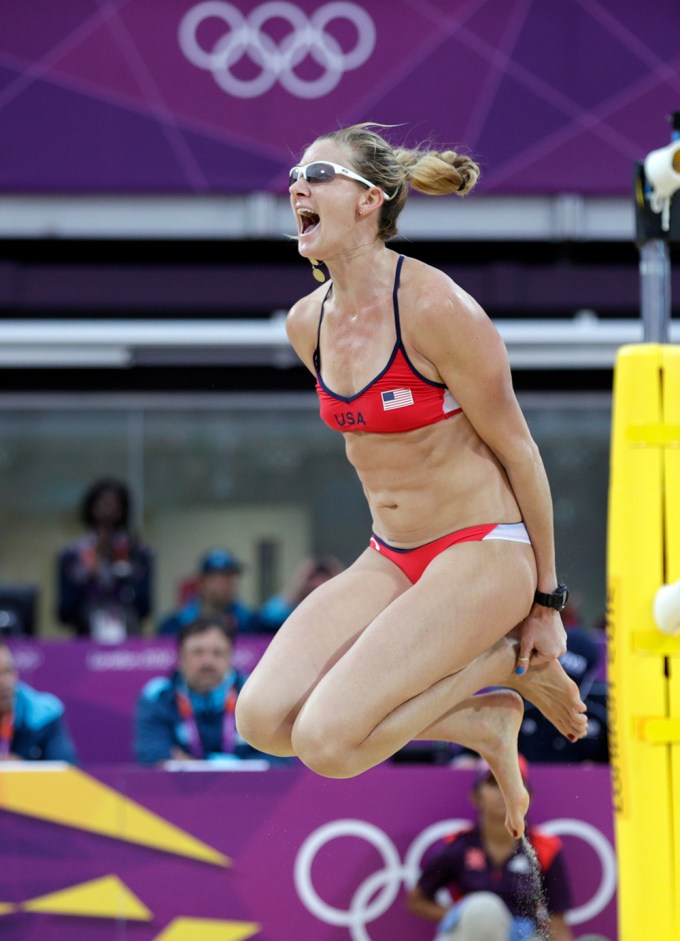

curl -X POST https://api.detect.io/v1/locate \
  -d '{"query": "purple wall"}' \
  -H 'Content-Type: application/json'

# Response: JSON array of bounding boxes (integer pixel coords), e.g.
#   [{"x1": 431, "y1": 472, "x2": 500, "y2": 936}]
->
[
  {"x1": 8, "y1": 637, "x2": 608, "y2": 765},
  {"x1": 9, "y1": 638, "x2": 270, "y2": 764},
  {"x1": 3, "y1": 639, "x2": 618, "y2": 938},
  {"x1": 0, "y1": 0, "x2": 678, "y2": 194},
  {"x1": 0, "y1": 764, "x2": 617, "y2": 940}
]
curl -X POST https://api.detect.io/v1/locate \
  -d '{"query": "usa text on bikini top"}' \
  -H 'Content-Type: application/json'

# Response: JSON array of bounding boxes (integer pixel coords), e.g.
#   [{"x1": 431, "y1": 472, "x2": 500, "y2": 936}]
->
[{"x1": 314, "y1": 255, "x2": 462, "y2": 433}]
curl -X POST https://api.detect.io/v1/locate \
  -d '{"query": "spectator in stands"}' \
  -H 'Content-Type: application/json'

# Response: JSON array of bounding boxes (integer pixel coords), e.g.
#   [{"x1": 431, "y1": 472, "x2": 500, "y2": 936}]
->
[
  {"x1": 407, "y1": 756, "x2": 574, "y2": 941},
  {"x1": 157, "y1": 548, "x2": 259, "y2": 636},
  {"x1": 257, "y1": 554, "x2": 344, "y2": 632},
  {"x1": 0, "y1": 639, "x2": 78, "y2": 763},
  {"x1": 57, "y1": 477, "x2": 153, "y2": 641},
  {"x1": 134, "y1": 615, "x2": 265, "y2": 764}
]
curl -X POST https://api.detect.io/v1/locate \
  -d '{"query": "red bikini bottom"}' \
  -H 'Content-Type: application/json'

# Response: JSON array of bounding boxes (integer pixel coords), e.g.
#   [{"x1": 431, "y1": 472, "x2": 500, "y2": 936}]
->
[{"x1": 369, "y1": 522, "x2": 530, "y2": 583}]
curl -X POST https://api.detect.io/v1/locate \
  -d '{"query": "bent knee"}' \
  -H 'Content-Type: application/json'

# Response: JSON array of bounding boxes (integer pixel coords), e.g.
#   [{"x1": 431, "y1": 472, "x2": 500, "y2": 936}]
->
[
  {"x1": 291, "y1": 714, "x2": 360, "y2": 779},
  {"x1": 234, "y1": 684, "x2": 293, "y2": 757}
]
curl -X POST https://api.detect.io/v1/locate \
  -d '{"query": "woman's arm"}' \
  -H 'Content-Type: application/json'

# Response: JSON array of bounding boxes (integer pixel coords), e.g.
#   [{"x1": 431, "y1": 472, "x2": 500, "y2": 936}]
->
[
  {"x1": 415, "y1": 272, "x2": 566, "y2": 666},
  {"x1": 405, "y1": 884, "x2": 448, "y2": 923}
]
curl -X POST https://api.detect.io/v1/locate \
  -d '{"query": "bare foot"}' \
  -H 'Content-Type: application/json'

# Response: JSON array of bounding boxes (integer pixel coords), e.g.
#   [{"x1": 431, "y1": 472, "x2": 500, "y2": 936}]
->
[
  {"x1": 459, "y1": 689, "x2": 530, "y2": 839},
  {"x1": 506, "y1": 658, "x2": 588, "y2": 741}
]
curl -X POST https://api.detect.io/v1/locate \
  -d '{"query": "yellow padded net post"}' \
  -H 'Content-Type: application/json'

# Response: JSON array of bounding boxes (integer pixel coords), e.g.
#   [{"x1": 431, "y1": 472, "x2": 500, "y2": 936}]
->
[{"x1": 607, "y1": 343, "x2": 680, "y2": 941}]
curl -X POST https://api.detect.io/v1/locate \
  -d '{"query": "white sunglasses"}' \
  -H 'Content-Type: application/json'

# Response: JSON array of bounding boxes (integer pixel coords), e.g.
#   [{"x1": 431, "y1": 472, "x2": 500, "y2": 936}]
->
[{"x1": 289, "y1": 161, "x2": 394, "y2": 200}]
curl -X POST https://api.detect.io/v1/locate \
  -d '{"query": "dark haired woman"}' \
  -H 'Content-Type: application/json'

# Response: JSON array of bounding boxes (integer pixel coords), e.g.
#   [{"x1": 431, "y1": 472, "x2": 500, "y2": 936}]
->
[{"x1": 57, "y1": 477, "x2": 153, "y2": 640}]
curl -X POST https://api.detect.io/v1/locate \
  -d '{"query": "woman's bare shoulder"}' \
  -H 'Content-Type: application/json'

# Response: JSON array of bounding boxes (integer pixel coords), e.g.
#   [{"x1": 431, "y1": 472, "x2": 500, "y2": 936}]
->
[
  {"x1": 400, "y1": 256, "x2": 485, "y2": 326},
  {"x1": 399, "y1": 256, "x2": 506, "y2": 387},
  {"x1": 286, "y1": 283, "x2": 329, "y2": 370}
]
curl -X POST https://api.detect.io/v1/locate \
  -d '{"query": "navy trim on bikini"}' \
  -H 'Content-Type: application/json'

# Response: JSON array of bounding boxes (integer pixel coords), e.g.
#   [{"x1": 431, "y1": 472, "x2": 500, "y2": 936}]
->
[
  {"x1": 314, "y1": 255, "x2": 447, "y2": 403},
  {"x1": 392, "y1": 256, "x2": 449, "y2": 391},
  {"x1": 371, "y1": 522, "x2": 525, "y2": 554}
]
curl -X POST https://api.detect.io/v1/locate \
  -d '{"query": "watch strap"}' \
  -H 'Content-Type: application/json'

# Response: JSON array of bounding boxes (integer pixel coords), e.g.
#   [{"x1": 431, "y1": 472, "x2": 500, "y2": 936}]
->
[{"x1": 534, "y1": 584, "x2": 569, "y2": 610}]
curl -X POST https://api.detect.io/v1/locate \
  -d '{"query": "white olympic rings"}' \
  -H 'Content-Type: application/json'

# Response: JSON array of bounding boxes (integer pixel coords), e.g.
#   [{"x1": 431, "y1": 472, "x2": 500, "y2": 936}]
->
[
  {"x1": 294, "y1": 817, "x2": 617, "y2": 941},
  {"x1": 178, "y1": 1, "x2": 376, "y2": 99},
  {"x1": 540, "y1": 818, "x2": 618, "y2": 925}
]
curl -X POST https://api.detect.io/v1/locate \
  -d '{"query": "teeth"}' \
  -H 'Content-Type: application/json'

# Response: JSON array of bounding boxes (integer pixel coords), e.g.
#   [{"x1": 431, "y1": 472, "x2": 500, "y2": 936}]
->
[{"x1": 297, "y1": 207, "x2": 314, "y2": 216}]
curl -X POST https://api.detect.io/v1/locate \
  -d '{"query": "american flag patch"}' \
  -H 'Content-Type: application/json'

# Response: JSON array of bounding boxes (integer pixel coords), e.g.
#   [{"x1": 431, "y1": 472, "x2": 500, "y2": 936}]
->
[{"x1": 381, "y1": 388, "x2": 414, "y2": 410}]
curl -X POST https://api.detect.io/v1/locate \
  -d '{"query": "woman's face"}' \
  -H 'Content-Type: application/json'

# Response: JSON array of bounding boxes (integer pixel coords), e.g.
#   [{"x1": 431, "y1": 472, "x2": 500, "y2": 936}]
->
[
  {"x1": 289, "y1": 141, "x2": 372, "y2": 261},
  {"x1": 91, "y1": 488, "x2": 124, "y2": 528},
  {"x1": 473, "y1": 777, "x2": 510, "y2": 824}
]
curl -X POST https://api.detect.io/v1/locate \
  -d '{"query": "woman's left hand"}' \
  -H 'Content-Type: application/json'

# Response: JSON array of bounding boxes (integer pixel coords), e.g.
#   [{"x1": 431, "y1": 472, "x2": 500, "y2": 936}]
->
[{"x1": 514, "y1": 608, "x2": 567, "y2": 674}]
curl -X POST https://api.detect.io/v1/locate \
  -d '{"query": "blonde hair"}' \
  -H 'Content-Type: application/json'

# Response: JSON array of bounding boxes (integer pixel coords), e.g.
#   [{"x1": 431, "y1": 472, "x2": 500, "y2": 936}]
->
[{"x1": 314, "y1": 123, "x2": 480, "y2": 240}]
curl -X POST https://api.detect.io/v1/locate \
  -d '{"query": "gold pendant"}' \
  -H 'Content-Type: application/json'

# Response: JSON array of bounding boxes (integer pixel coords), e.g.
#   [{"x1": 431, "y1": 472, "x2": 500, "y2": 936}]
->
[{"x1": 310, "y1": 259, "x2": 326, "y2": 283}]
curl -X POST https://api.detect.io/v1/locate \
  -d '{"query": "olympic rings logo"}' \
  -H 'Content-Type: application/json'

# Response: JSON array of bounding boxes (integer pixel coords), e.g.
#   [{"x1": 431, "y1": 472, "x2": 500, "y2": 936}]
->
[
  {"x1": 178, "y1": 1, "x2": 376, "y2": 99},
  {"x1": 294, "y1": 817, "x2": 617, "y2": 941}
]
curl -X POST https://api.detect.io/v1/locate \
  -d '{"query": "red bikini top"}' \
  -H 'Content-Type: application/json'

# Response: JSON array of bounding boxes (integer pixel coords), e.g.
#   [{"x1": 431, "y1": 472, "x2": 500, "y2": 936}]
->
[{"x1": 314, "y1": 255, "x2": 462, "y2": 433}]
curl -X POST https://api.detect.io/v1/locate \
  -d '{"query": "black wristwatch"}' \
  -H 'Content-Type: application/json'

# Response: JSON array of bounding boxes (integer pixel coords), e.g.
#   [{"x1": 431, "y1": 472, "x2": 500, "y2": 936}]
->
[{"x1": 534, "y1": 584, "x2": 569, "y2": 611}]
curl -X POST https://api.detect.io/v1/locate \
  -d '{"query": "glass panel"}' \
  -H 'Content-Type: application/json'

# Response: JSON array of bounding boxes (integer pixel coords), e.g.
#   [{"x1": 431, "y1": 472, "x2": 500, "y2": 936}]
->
[{"x1": 0, "y1": 392, "x2": 611, "y2": 637}]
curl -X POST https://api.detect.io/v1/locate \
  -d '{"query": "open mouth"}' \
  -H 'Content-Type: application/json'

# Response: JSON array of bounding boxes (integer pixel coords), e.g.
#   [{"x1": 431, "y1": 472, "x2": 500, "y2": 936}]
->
[{"x1": 297, "y1": 207, "x2": 320, "y2": 235}]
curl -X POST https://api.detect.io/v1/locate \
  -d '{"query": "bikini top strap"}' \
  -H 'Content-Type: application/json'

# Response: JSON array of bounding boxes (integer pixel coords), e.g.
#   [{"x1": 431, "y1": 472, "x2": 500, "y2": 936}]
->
[
  {"x1": 313, "y1": 282, "x2": 333, "y2": 372},
  {"x1": 393, "y1": 255, "x2": 405, "y2": 343},
  {"x1": 315, "y1": 258, "x2": 403, "y2": 370}
]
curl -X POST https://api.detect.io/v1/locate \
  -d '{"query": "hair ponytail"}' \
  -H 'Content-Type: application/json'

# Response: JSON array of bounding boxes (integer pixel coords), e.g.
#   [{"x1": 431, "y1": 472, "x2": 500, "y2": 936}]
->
[
  {"x1": 313, "y1": 124, "x2": 480, "y2": 240},
  {"x1": 396, "y1": 149, "x2": 480, "y2": 197}
]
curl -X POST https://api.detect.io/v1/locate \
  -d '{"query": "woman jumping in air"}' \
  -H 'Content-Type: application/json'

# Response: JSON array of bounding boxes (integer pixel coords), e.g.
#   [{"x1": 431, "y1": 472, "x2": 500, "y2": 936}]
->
[{"x1": 236, "y1": 124, "x2": 587, "y2": 838}]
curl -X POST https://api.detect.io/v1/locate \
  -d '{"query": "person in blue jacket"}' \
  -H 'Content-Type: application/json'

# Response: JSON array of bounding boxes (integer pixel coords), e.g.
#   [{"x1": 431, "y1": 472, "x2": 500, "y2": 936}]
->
[
  {"x1": 257, "y1": 554, "x2": 344, "y2": 633},
  {"x1": 0, "y1": 639, "x2": 78, "y2": 763},
  {"x1": 135, "y1": 615, "x2": 265, "y2": 765},
  {"x1": 157, "y1": 548, "x2": 260, "y2": 636}
]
